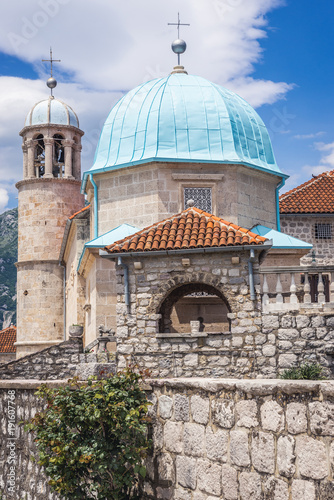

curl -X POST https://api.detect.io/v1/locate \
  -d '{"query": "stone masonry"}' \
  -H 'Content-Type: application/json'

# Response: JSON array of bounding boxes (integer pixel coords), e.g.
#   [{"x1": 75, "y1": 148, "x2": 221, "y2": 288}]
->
[
  {"x1": 114, "y1": 253, "x2": 334, "y2": 379},
  {"x1": 143, "y1": 378, "x2": 334, "y2": 500}
]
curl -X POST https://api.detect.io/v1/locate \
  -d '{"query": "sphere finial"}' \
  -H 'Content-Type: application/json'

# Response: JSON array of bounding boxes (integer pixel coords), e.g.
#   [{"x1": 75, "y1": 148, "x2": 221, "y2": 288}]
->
[
  {"x1": 168, "y1": 13, "x2": 190, "y2": 67},
  {"x1": 42, "y1": 47, "x2": 61, "y2": 97}
]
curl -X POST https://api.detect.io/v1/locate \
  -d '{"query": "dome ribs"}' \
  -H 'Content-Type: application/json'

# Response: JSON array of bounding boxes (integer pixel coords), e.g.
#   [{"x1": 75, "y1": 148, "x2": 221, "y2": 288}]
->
[{"x1": 104, "y1": 207, "x2": 268, "y2": 254}]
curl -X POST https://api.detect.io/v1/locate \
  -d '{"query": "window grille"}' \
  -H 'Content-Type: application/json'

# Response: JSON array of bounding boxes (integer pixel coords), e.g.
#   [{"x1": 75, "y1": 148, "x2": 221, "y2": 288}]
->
[
  {"x1": 314, "y1": 223, "x2": 332, "y2": 240},
  {"x1": 184, "y1": 187, "x2": 212, "y2": 212}
]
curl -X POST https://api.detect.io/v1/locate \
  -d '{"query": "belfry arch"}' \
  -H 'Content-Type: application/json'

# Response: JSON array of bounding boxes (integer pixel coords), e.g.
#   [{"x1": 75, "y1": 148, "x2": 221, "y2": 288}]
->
[{"x1": 158, "y1": 282, "x2": 231, "y2": 334}]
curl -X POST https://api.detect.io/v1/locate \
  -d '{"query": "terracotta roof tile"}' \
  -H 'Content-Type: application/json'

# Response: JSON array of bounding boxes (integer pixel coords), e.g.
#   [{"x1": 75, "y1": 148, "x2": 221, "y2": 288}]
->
[
  {"x1": 280, "y1": 170, "x2": 334, "y2": 214},
  {"x1": 105, "y1": 207, "x2": 267, "y2": 254},
  {"x1": 0, "y1": 326, "x2": 16, "y2": 353},
  {"x1": 69, "y1": 204, "x2": 91, "y2": 220}
]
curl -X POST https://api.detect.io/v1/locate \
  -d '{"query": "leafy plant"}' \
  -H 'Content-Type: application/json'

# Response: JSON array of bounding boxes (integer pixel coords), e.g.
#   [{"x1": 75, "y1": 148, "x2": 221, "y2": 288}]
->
[
  {"x1": 280, "y1": 362, "x2": 327, "y2": 380},
  {"x1": 24, "y1": 369, "x2": 151, "y2": 499}
]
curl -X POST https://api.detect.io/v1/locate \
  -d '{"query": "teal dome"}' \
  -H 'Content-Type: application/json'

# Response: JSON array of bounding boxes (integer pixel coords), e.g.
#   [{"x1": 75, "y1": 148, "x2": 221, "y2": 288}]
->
[
  {"x1": 24, "y1": 96, "x2": 79, "y2": 128},
  {"x1": 90, "y1": 73, "x2": 281, "y2": 175}
]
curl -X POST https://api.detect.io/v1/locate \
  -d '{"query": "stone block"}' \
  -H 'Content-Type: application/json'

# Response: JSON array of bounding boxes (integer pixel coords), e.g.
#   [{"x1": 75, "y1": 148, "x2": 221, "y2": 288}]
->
[
  {"x1": 251, "y1": 431, "x2": 275, "y2": 473},
  {"x1": 281, "y1": 315, "x2": 295, "y2": 328},
  {"x1": 157, "y1": 453, "x2": 175, "y2": 483},
  {"x1": 190, "y1": 395, "x2": 209, "y2": 425},
  {"x1": 174, "y1": 394, "x2": 190, "y2": 422},
  {"x1": 326, "y1": 316, "x2": 334, "y2": 327},
  {"x1": 176, "y1": 456, "x2": 197, "y2": 490},
  {"x1": 255, "y1": 334, "x2": 266, "y2": 345},
  {"x1": 311, "y1": 316, "x2": 325, "y2": 327},
  {"x1": 212, "y1": 399, "x2": 235, "y2": 428},
  {"x1": 156, "y1": 486, "x2": 174, "y2": 499},
  {"x1": 206, "y1": 427, "x2": 228, "y2": 462},
  {"x1": 164, "y1": 421, "x2": 183, "y2": 453},
  {"x1": 221, "y1": 465, "x2": 238, "y2": 500},
  {"x1": 277, "y1": 435, "x2": 296, "y2": 477},
  {"x1": 261, "y1": 400, "x2": 284, "y2": 432},
  {"x1": 286, "y1": 402, "x2": 307, "y2": 434},
  {"x1": 291, "y1": 480, "x2": 316, "y2": 500},
  {"x1": 278, "y1": 353, "x2": 297, "y2": 368},
  {"x1": 262, "y1": 315, "x2": 279, "y2": 330},
  {"x1": 277, "y1": 328, "x2": 299, "y2": 340},
  {"x1": 296, "y1": 315, "x2": 310, "y2": 328},
  {"x1": 239, "y1": 472, "x2": 262, "y2": 500},
  {"x1": 296, "y1": 436, "x2": 328, "y2": 480},
  {"x1": 309, "y1": 401, "x2": 334, "y2": 436},
  {"x1": 184, "y1": 423, "x2": 205, "y2": 457},
  {"x1": 184, "y1": 354, "x2": 198, "y2": 367},
  {"x1": 264, "y1": 478, "x2": 289, "y2": 500},
  {"x1": 159, "y1": 395, "x2": 173, "y2": 420},
  {"x1": 262, "y1": 344, "x2": 276, "y2": 357},
  {"x1": 174, "y1": 489, "x2": 192, "y2": 500},
  {"x1": 230, "y1": 430, "x2": 250, "y2": 467},
  {"x1": 236, "y1": 400, "x2": 258, "y2": 428},
  {"x1": 197, "y1": 459, "x2": 222, "y2": 496},
  {"x1": 300, "y1": 327, "x2": 316, "y2": 339}
]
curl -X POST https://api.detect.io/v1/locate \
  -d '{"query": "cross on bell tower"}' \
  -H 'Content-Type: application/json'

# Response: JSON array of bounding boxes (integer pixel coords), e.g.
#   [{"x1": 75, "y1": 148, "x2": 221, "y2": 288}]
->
[{"x1": 42, "y1": 47, "x2": 61, "y2": 96}]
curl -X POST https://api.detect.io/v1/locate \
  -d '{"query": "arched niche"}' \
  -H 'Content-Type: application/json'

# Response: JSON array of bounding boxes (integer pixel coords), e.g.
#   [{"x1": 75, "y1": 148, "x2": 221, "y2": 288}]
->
[
  {"x1": 158, "y1": 282, "x2": 231, "y2": 334},
  {"x1": 34, "y1": 134, "x2": 45, "y2": 177},
  {"x1": 53, "y1": 134, "x2": 65, "y2": 177}
]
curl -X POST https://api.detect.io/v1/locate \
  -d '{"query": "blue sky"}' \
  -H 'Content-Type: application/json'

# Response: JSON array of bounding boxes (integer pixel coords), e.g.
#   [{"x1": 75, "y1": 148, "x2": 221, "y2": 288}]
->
[{"x1": 0, "y1": 0, "x2": 333, "y2": 212}]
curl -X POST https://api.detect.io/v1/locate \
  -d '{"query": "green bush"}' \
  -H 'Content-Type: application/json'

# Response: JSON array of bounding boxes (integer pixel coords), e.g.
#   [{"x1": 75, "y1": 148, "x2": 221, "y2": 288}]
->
[
  {"x1": 24, "y1": 369, "x2": 151, "y2": 500},
  {"x1": 280, "y1": 362, "x2": 327, "y2": 380}
]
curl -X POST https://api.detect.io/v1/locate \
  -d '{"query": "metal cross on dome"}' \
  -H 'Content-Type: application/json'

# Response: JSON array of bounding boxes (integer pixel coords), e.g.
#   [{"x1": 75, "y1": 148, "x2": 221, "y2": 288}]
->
[
  {"x1": 168, "y1": 12, "x2": 190, "y2": 39},
  {"x1": 42, "y1": 47, "x2": 61, "y2": 96},
  {"x1": 168, "y1": 13, "x2": 190, "y2": 66}
]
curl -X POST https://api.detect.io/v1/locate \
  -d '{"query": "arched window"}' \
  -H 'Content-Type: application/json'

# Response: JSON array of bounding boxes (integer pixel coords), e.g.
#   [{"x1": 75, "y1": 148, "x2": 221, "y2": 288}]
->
[
  {"x1": 53, "y1": 134, "x2": 65, "y2": 177},
  {"x1": 34, "y1": 134, "x2": 45, "y2": 177},
  {"x1": 159, "y1": 283, "x2": 230, "y2": 334}
]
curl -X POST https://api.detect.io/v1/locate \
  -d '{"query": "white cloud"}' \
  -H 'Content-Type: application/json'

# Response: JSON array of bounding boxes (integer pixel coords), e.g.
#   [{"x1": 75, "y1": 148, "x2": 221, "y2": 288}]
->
[
  {"x1": 294, "y1": 132, "x2": 325, "y2": 140},
  {"x1": 0, "y1": 188, "x2": 9, "y2": 213}
]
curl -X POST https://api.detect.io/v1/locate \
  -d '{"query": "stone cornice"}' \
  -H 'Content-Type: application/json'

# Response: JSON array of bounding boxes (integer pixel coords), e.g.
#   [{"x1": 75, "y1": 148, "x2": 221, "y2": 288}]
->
[{"x1": 16, "y1": 177, "x2": 81, "y2": 189}]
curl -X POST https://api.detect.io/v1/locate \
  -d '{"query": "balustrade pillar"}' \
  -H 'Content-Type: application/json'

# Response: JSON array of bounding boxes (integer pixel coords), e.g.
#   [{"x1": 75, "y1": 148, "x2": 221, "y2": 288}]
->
[
  {"x1": 303, "y1": 272, "x2": 311, "y2": 303},
  {"x1": 262, "y1": 275, "x2": 269, "y2": 306},
  {"x1": 290, "y1": 273, "x2": 298, "y2": 304},
  {"x1": 318, "y1": 273, "x2": 325, "y2": 303},
  {"x1": 275, "y1": 274, "x2": 283, "y2": 303}
]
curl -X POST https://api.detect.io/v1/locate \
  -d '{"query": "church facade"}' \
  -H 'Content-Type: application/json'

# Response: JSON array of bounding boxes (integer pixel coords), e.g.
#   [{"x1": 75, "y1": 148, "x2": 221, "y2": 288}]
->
[{"x1": 14, "y1": 54, "x2": 334, "y2": 378}]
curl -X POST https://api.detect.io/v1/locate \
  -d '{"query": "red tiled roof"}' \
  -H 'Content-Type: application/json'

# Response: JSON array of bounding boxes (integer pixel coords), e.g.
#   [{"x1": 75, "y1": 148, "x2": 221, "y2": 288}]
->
[
  {"x1": 69, "y1": 204, "x2": 91, "y2": 220},
  {"x1": 280, "y1": 170, "x2": 334, "y2": 214},
  {"x1": 0, "y1": 326, "x2": 16, "y2": 353},
  {"x1": 105, "y1": 207, "x2": 267, "y2": 254}
]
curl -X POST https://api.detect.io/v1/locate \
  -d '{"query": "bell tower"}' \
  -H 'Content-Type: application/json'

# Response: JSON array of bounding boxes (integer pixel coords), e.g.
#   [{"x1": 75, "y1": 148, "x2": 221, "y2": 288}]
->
[{"x1": 15, "y1": 56, "x2": 85, "y2": 358}]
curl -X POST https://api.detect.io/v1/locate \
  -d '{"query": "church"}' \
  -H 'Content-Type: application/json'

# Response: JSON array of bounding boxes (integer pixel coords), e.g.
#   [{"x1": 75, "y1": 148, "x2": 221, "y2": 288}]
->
[{"x1": 13, "y1": 36, "x2": 333, "y2": 379}]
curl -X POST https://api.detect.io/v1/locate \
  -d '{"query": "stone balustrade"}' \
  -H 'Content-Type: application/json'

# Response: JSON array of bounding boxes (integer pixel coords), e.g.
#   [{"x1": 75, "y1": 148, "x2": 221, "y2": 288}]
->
[{"x1": 260, "y1": 265, "x2": 334, "y2": 313}]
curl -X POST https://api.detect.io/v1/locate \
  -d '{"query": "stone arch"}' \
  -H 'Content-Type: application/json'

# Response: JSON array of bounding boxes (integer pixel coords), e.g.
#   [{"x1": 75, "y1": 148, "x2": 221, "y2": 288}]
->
[{"x1": 155, "y1": 280, "x2": 231, "y2": 334}]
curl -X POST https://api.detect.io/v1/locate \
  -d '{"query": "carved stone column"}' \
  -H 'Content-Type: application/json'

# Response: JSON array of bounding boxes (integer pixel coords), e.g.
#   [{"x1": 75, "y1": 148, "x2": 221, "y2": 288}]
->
[
  {"x1": 26, "y1": 139, "x2": 37, "y2": 179},
  {"x1": 73, "y1": 143, "x2": 82, "y2": 180},
  {"x1": 21, "y1": 143, "x2": 28, "y2": 179},
  {"x1": 43, "y1": 137, "x2": 54, "y2": 178},
  {"x1": 63, "y1": 139, "x2": 74, "y2": 178}
]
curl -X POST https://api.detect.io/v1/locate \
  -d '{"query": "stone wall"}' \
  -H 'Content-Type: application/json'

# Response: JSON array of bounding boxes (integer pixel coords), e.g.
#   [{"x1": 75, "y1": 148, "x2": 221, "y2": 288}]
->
[
  {"x1": 114, "y1": 253, "x2": 334, "y2": 379},
  {"x1": 144, "y1": 378, "x2": 334, "y2": 500},
  {"x1": 89, "y1": 162, "x2": 278, "y2": 238},
  {"x1": 115, "y1": 252, "x2": 266, "y2": 378},
  {"x1": 0, "y1": 381, "x2": 62, "y2": 499},
  {"x1": 280, "y1": 215, "x2": 334, "y2": 265},
  {"x1": 0, "y1": 337, "x2": 82, "y2": 380},
  {"x1": 1, "y1": 378, "x2": 333, "y2": 499}
]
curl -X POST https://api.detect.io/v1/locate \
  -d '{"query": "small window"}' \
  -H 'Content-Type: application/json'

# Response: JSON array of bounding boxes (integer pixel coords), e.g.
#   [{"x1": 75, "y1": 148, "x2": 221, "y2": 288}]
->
[
  {"x1": 184, "y1": 187, "x2": 212, "y2": 212},
  {"x1": 314, "y1": 223, "x2": 332, "y2": 240}
]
